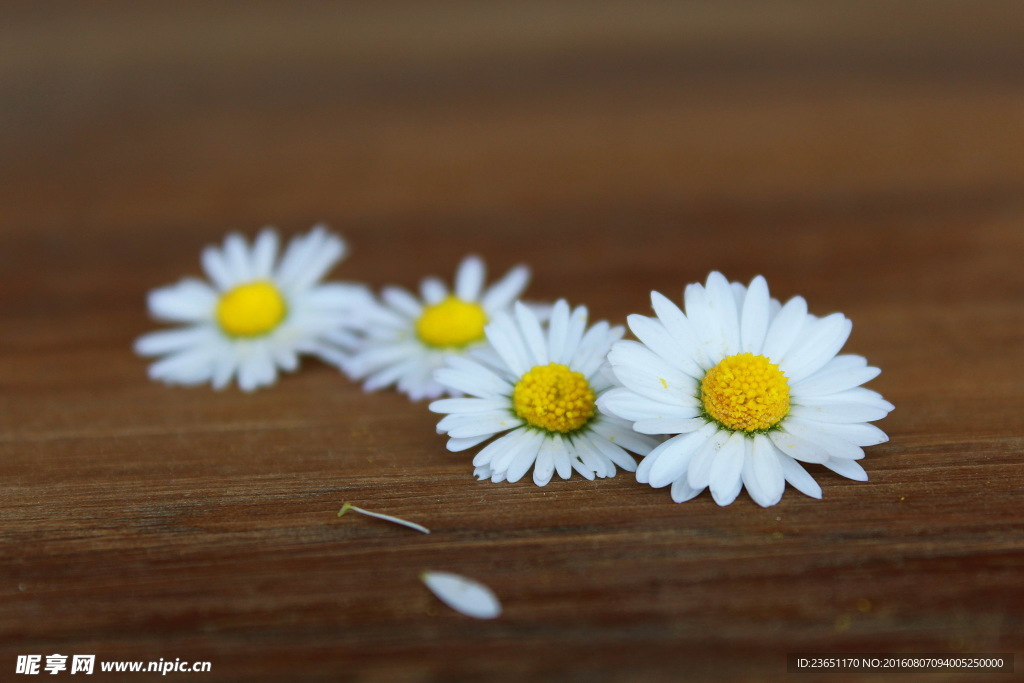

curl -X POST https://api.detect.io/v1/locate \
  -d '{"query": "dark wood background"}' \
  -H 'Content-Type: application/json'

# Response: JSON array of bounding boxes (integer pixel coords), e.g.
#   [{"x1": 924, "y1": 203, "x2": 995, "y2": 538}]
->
[{"x1": 2, "y1": 2, "x2": 1022, "y2": 680}]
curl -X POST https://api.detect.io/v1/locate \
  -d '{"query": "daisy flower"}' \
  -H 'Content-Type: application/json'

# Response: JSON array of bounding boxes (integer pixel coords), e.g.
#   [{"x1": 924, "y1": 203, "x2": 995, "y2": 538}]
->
[
  {"x1": 599, "y1": 271, "x2": 893, "y2": 507},
  {"x1": 341, "y1": 255, "x2": 530, "y2": 401},
  {"x1": 135, "y1": 225, "x2": 370, "y2": 392},
  {"x1": 429, "y1": 300, "x2": 659, "y2": 485}
]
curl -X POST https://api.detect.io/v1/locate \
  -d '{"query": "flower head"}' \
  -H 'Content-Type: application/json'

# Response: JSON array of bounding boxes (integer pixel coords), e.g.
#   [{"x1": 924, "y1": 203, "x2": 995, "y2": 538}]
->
[
  {"x1": 599, "y1": 272, "x2": 893, "y2": 507},
  {"x1": 342, "y1": 255, "x2": 530, "y2": 401},
  {"x1": 430, "y1": 300, "x2": 659, "y2": 485},
  {"x1": 135, "y1": 225, "x2": 370, "y2": 392}
]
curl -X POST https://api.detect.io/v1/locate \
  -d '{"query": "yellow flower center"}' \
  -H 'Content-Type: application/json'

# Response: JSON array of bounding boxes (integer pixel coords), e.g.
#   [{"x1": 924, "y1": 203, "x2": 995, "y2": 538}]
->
[
  {"x1": 700, "y1": 353, "x2": 790, "y2": 432},
  {"x1": 513, "y1": 363, "x2": 596, "y2": 433},
  {"x1": 415, "y1": 296, "x2": 487, "y2": 348},
  {"x1": 215, "y1": 281, "x2": 287, "y2": 338}
]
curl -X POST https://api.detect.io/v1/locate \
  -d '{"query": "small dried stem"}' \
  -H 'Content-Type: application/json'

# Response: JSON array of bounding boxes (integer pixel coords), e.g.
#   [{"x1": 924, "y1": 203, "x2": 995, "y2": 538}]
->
[{"x1": 337, "y1": 502, "x2": 431, "y2": 534}]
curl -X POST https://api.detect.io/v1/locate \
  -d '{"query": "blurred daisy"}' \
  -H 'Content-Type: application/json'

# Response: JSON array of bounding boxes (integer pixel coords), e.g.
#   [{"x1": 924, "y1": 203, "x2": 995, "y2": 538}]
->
[
  {"x1": 430, "y1": 300, "x2": 659, "y2": 485},
  {"x1": 135, "y1": 225, "x2": 370, "y2": 392},
  {"x1": 599, "y1": 271, "x2": 893, "y2": 507},
  {"x1": 341, "y1": 255, "x2": 530, "y2": 401}
]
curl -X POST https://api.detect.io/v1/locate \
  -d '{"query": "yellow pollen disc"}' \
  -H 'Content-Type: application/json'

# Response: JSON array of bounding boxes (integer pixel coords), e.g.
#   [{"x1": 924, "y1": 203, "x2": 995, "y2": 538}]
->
[
  {"x1": 216, "y1": 281, "x2": 287, "y2": 338},
  {"x1": 513, "y1": 363, "x2": 596, "y2": 433},
  {"x1": 415, "y1": 296, "x2": 487, "y2": 348},
  {"x1": 701, "y1": 353, "x2": 790, "y2": 432}
]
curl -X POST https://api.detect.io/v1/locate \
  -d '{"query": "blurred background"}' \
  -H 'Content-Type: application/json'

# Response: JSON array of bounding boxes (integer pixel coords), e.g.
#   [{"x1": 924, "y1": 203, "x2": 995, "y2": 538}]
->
[
  {"x1": 2, "y1": 0, "x2": 1022, "y2": 377},
  {"x1": 2, "y1": 1, "x2": 1020, "y2": 270}
]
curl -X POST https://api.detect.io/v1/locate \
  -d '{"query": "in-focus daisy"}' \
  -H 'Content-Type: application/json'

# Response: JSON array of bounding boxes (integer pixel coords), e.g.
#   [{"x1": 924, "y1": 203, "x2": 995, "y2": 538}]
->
[
  {"x1": 429, "y1": 300, "x2": 659, "y2": 485},
  {"x1": 135, "y1": 225, "x2": 370, "y2": 392},
  {"x1": 599, "y1": 271, "x2": 893, "y2": 507},
  {"x1": 341, "y1": 255, "x2": 530, "y2": 401}
]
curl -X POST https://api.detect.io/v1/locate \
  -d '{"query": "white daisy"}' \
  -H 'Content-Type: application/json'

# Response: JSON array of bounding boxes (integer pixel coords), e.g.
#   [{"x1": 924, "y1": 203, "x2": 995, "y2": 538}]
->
[
  {"x1": 429, "y1": 300, "x2": 659, "y2": 485},
  {"x1": 341, "y1": 255, "x2": 530, "y2": 401},
  {"x1": 599, "y1": 271, "x2": 894, "y2": 507},
  {"x1": 135, "y1": 225, "x2": 370, "y2": 392}
]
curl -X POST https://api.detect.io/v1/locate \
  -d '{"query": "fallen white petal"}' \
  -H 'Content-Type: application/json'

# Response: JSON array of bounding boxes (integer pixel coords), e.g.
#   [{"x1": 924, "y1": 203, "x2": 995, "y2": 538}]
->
[{"x1": 421, "y1": 571, "x2": 502, "y2": 619}]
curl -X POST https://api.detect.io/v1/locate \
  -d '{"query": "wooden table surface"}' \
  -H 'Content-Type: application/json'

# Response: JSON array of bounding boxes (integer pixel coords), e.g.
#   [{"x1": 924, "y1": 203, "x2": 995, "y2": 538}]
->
[{"x1": 2, "y1": 3, "x2": 1022, "y2": 680}]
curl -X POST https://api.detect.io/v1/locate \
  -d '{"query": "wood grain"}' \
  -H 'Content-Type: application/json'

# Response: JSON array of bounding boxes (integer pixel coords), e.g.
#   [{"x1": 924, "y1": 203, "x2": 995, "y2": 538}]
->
[{"x1": 2, "y1": 3, "x2": 1022, "y2": 680}]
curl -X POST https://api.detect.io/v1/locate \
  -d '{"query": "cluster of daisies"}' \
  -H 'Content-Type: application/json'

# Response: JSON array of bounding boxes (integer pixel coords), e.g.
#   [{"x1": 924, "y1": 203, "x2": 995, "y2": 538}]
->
[{"x1": 136, "y1": 225, "x2": 893, "y2": 508}]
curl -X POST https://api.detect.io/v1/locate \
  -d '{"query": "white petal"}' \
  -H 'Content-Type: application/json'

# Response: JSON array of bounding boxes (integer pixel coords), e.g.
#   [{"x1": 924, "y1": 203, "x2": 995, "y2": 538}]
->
[
  {"x1": 731, "y1": 281, "x2": 747, "y2": 309},
  {"x1": 780, "y1": 314, "x2": 852, "y2": 383},
  {"x1": 345, "y1": 343, "x2": 417, "y2": 378},
  {"x1": 251, "y1": 228, "x2": 279, "y2": 278},
  {"x1": 472, "y1": 430, "x2": 522, "y2": 467},
  {"x1": 446, "y1": 434, "x2": 491, "y2": 452},
  {"x1": 421, "y1": 277, "x2": 448, "y2": 304},
  {"x1": 429, "y1": 397, "x2": 510, "y2": 414},
  {"x1": 210, "y1": 347, "x2": 237, "y2": 389},
  {"x1": 607, "y1": 342, "x2": 698, "y2": 407},
  {"x1": 570, "y1": 321, "x2": 622, "y2": 379},
  {"x1": 405, "y1": 372, "x2": 449, "y2": 402},
  {"x1": 236, "y1": 343, "x2": 277, "y2": 392},
  {"x1": 688, "y1": 428, "x2": 730, "y2": 490},
  {"x1": 782, "y1": 420, "x2": 865, "y2": 460},
  {"x1": 490, "y1": 429, "x2": 542, "y2": 477},
  {"x1": 555, "y1": 303, "x2": 587, "y2": 365},
  {"x1": 789, "y1": 402, "x2": 891, "y2": 424},
  {"x1": 148, "y1": 347, "x2": 217, "y2": 386},
  {"x1": 705, "y1": 271, "x2": 741, "y2": 356},
  {"x1": 761, "y1": 295, "x2": 808, "y2": 362},
  {"x1": 434, "y1": 366, "x2": 511, "y2": 399},
  {"x1": 596, "y1": 387, "x2": 697, "y2": 422},
  {"x1": 793, "y1": 363, "x2": 881, "y2": 397},
  {"x1": 279, "y1": 226, "x2": 346, "y2": 293},
  {"x1": 585, "y1": 434, "x2": 637, "y2": 473},
  {"x1": 134, "y1": 326, "x2": 218, "y2": 356},
  {"x1": 648, "y1": 424, "x2": 718, "y2": 489},
  {"x1": 708, "y1": 432, "x2": 745, "y2": 506},
  {"x1": 650, "y1": 291, "x2": 710, "y2": 370},
  {"x1": 533, "y1": 438, "x2": 556, "y2": 486},
  {"x1": 739, "y1": 275, "x2": 770, "y2": 354},
  {"x1": 632, "y1": 417, "x2": 706, "y2": 435},
  {"x1": 366, "y1": 357, "x2": 427, "y2": 393},
  {"x1": 515, "y1": 301, "x2": 548, "y2": 366},
  {"x1": 670, "y1": 478, "x2": 704, "y2": 503},
  {"x1": 481, "y1": 265, "x2": 530, "y2": 311},
  {"x1": 148, "y1": 279, "x2": 217, "y2": 323},
  {"x1": 822, "y1": 458, "x2": 869, "y2": 481},
  {"x1": 382, "y1": 286, "x2": 423, "y2": 318},
  {"x1": 809, "y1": 387, "x2": 894, "y2": 412},
  {"x1": 223, "y1": 232, "x2": 253, "y2": 283},
  {"x1": 545, "y1": 300, "x2": 571, "y2": 365},
  {"x1": 421, "y1": 571, "x2": 501, "y2": 619},
  {"x1": 302, "y1": 282, "x2": 373, "y2": 314},
  {"x1": 272, "y1": 229, "x2": 318, "y2": 289},
  {"x1": 792, "y1": 420, "x2": 889, "y2": 447},
  {"x1": 555, "y1": 437, "x2": 577, "y2": 480},
  {"x1": 626, "y1": 314, "x2": 703, "y2": 378},
  {"x1": 742, "y1": 435, "x2": 785, "y2": 507},
  {"x1": 484, "y1": 311, "x2": 530, "y2": 377},
  {"x1": 455, "y1": 255, "x2": 486, "y2": 302},
  {"x1": 777, "y1": 453, "x2": 822, "y2": 499},
  {"x1": 768, "y1": 430, "x2": 830, "y2": 464},
  {"x1": 573, "y1": 436, "x2": 614, "y2": 479},
  {"x1": 201, "y1": 244, "x2": 235, "y2": 290},
  {"x1": 570, "y1": 454, "x2": 596, "y2": 480},
  {"x1": 684, "y1": 282, "x2": 727, "y2": 363},
  {"x1": 589, "y1": 417, "x2": 659, "y2": 457},
  {"x1": 505, "y1": 431, "x2": 544, "y2": 483},
  {"x1": 437, "y1": 411, "x2": 521, "y2": 439}
]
